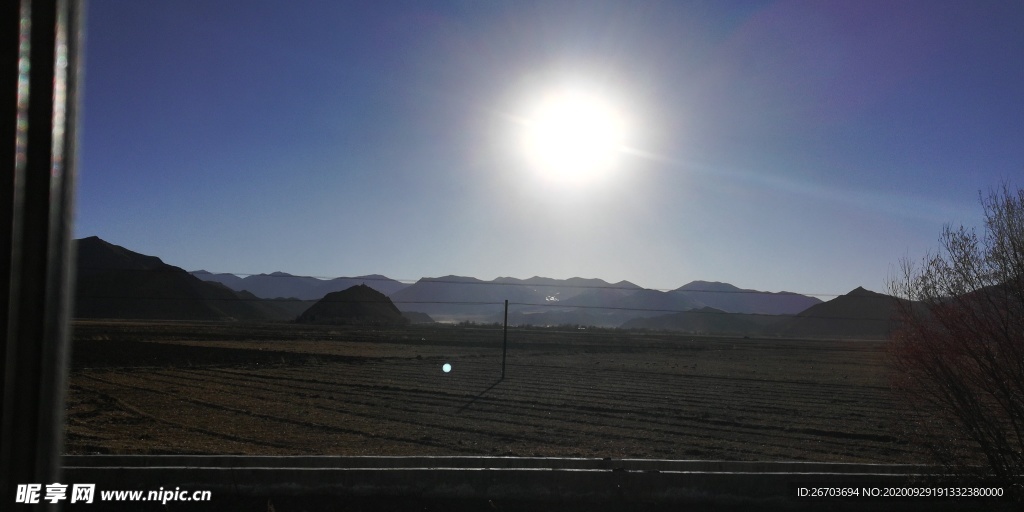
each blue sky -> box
[76,0,1023,296]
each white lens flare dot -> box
[442,363,452,373]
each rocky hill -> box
[296,285,408,326]
[773,287,900,339]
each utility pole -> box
[501,299,508,380]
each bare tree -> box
[889,184,1024,492]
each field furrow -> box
[65,322,926,462]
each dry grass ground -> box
[65,321,925,462]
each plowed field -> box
[65,321,924,462]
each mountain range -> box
[75,237,901,337]
[672,281,823,315]
[192,270,407,299]
[382,276,822,326]
[624,287,905,339]
[193,270,822,319]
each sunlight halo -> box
[520,88,627,184]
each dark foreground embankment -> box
[60,456,1014,511]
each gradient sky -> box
[76,0,1024,297]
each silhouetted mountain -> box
[621,287,904,338]
[296,285,408,326]
[77,238,875,332]
[189,270,408,300]
[511,281,818,328]
[321,274,408,296]
[228,271,326,299]
[674,281,822,314]
[186,268,829,326]
[620,307,777,335]
[77,236,164,277]
[774,287,900,339]
[74,237,294,321]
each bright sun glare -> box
[522,89,626,183]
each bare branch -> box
[888,185,1024,493]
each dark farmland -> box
[66,320,924,462]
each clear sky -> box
[76,0,1023,297]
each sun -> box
[521,88,626,183]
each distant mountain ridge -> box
[192,270,408,299]
[78,237,872,335]
[625,287,907,339]
[386,276,822,326]
[674,280,822,315]
[192,269,823,321]
[195,268,827,326]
